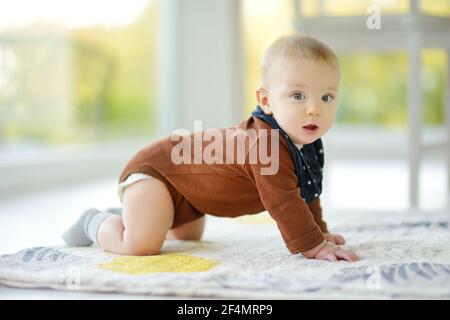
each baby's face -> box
[258,57,340,145]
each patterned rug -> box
[0,210,449,299]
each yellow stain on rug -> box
[98,253,218,275]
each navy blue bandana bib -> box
[251,105,324,203]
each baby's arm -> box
[301,239,359,262]
[307,197,328,233]
[308,197,348,250]
[244,132,359,260]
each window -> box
[0,0,157,148]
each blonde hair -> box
[259,34,339,87]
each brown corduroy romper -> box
[118,115,328,254]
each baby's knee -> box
[123,242,161,256]
[123,235,162,256]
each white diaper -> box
[117,173,154,204]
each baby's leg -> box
[166,216,205,241]
[97,178,174,256]
[103,207,205,241]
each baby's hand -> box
[324,232,346,245]
[301,240,359,262]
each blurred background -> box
[0,0,449,254]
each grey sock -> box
[61,208,113,247]
[85,212,113,245]
[105,207,122,216]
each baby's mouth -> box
[302,124,318,134]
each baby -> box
[62,34,359,262]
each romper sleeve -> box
[244,133,325,254]
[307,197,329,234]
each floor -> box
[0,157,448,299]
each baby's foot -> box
[61,208,102,247]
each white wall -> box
[156,0,244,136]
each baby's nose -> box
[306,105,320,116]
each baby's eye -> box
[293,92,305,101]
[322,94,334,103]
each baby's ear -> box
[255,88,272,115]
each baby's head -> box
[256,34,340,145]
